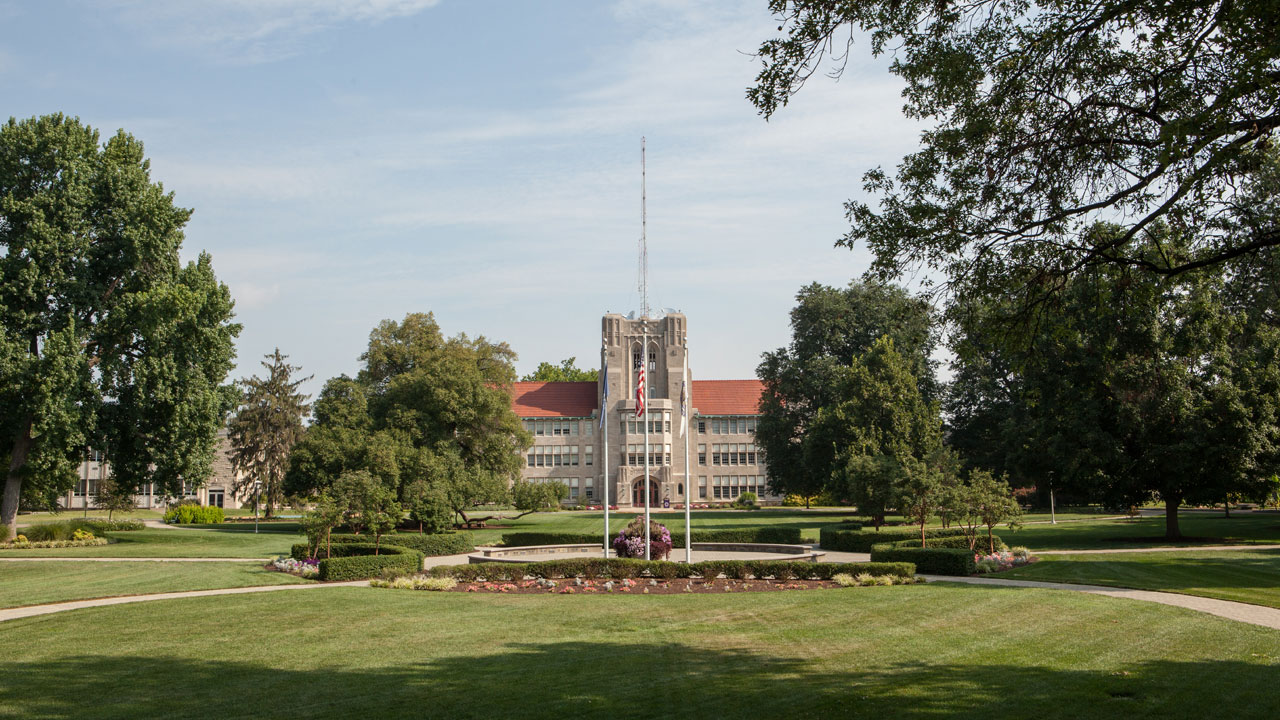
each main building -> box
[513,311,777,507]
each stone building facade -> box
[513,312,777,507]
[58,429,251,511]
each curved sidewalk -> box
[0,580,369,623]
[925,574,1280,630]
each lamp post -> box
[253,480,262,534]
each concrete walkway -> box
[0,581,369,623]
[923,574,1280,630]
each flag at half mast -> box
[599,348,609,429]
[635,362,646,417]
[679,354,688,437]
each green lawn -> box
[1001,513,1280,550]
[0,524,305,558]
[996,548,1280,609]
[2,584,1278,718]
[0,561,310,609]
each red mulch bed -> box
[449,578,843,594]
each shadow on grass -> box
[4,642,1278,719]
[1006,550,1280,593]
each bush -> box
[3,537,110,549]
[312,543,424,581]
[19,519,143,542]
[163,505,225,524]
[819,526,969,553]
[868,544,976,576]
[425,559,915,581]
[324,532,474,557]
[732,491,758,509]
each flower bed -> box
[974,547,1033,573]
[2,528,111,549]
[612,517,673,560]
[271,556,319,578]
[372,574,923,594]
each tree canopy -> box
[0,114,239,535]
[946,225,1280,538]
[286,312,531,525]
[750,0,1280,302]
[521,357,598,383]
[756,281,939,505]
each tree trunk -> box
[1224,497,1230,518]
[920,520,927,548]
[2,418,34,539]
[1164,496,1182,540]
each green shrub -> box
[500,527,805,548]
[20,519,144,541]
[163,505,225,524]
[326,532,474,557]
[819,526,969,553]
[424,559,915,581]
[314,543,423,581]
[869,544,975,575]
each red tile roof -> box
[509,379,765,418]
[511,381,598,418]
[692,380,765,416]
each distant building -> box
[59,429,251,510]
[513,311,777,507]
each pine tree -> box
[228,349,312,518]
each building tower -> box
[599,311,689,507]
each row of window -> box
[622,410,672,436]
[696,443,758,466]
[526,446,593,468]
[697,416,758,435]
[527,477,595,500]
[697,475,769,500]
[523,418,593,437]
[624,443,672,466]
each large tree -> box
[286,312,531,524]
[227,349,312,518]
[948,226,1280,538]
[756,281,939,504]
[749,1,1280,304]
[521,357,598,382]
[0,114,239,536]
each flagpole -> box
[601,343,610,559]
[643,325,651,561]
[683,351,691,564]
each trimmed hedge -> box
[426,558,915,582]
[500,527,804,548]
[302,542,424,581]
[20,519,144,541]
[163,505,225,524]
[819,526,970,553]
[325,532,474,557]
[868,544,976,576]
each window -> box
[569,478,579,500]
[527,448,535,467]
[698,419,706,434]
[698,444,706,465]
[570,421,578,436]
[747,444,757,465]
[585,483,594,500]
[585,447,593,466]
[586,421,593,437]
[648,351,656,371]
[633,351,642,368]
[711,418,721,434]
[698,476,707,499]
[571,446,579,467]
[665,411,671,433]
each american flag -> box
[679,356,688,437]
[599,350,608,429]
[635,363,645,417]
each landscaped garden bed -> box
[372,574,922,594]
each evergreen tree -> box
[227,349,312,518]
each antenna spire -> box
[638,137,649,318]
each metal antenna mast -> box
[638,137,649,319]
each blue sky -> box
[1,0,924,397]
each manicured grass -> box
[0,525,305,558]
[0,561,310,609]
[1003,513,1280,550]
[2,584,1278,718]
[997,548,1280,609]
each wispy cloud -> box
[101,0,442,64]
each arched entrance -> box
[631,479,660,507]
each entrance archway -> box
[631,479,660,507]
